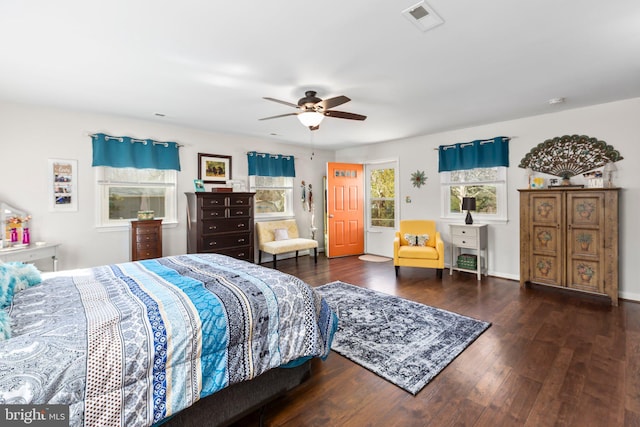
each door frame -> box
[364,158,399,257]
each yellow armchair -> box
[393,220,445,278]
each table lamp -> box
[462,197,476,225]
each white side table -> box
[449,224,488,280]
[0,243,60,271]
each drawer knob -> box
[238,223,245,227]
[237,201,244,204]
[236,211,243,215]
[208,226,217,230]
[209,241,217,246]
[238,252,245,257]
[238,238,245,243]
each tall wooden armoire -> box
[519,188,619,305]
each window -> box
[440,167,507,222]
[250,176,294,217]
[368,164,396,228]
[95,167,177,227]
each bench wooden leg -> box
[314,248,317,263]
[259,250,262,264]
[273,254,277,269]
[295,250,299,262]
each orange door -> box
[326,162,364,258]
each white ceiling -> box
[1,1,639,150]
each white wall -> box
[336,97,640,302]
[2,98,638,302]
[0,101,333,270]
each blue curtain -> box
[91,133,181,170]
[247,151,296,177]
[438,136,509,172]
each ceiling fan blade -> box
[324,110,367,121]
[316,95,350,111]
[259,112,298,121]
[263,97,299,108]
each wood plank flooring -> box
[233,255,640,426]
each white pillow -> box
[404,233,429,247]
[274,228,289,241]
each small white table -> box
[449,224,488,280]
[0,243,60,271]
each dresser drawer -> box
[202,218,251,234]
[201,207,227,219]
[135,226,158,235]
[135,247,161,260]
[200,197,226,207]
[452,235,477,248]
[211,246,252,261]
[228,207,251,217]
[136,240,158,250]
[451,226,479,238]
[136,233,158,243]
[203,233,251,250]
[228,195,253,206]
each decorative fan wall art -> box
[411,170,427,188]
[518,134,623,179]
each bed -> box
[0,253,338,426]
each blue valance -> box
[247,151,296,177]
[91,133,181,171]
[438,136,510,172]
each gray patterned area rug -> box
[315,281,491,395]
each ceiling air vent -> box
[402,1,444,33]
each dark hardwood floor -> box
[234,255,640,426]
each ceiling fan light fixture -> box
[298,111,324,127]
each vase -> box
[22,227,30,245]
[10,228,18,243]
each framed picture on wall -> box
[48,158,78,212]
[198,153,232,184]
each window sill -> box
[96,220,177,232]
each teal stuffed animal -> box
[0,262,42,340]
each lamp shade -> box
[462,197,476,211]
[298,111,324,127]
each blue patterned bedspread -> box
[0,254,338,427]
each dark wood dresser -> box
[131,219,163,261]
[185,192,255,262]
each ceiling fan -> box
[259,90,367,130]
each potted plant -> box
[537,230,552,248]
[576,263,595,282]
[536,259,552,276]
[576,202,595,220]
[576,232,593,251]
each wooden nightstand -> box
[131,219,162,261]
[449,223,488,280]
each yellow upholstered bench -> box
[255,219,318,268]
